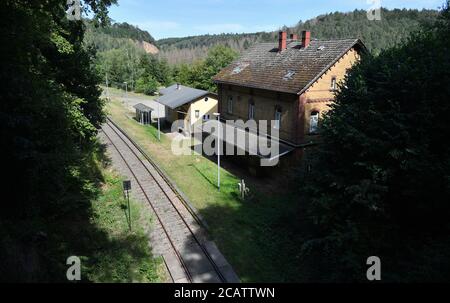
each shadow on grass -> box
[120,202,132,232]
[188,163,218,189]
[0,140,161,282]
[188,178,312,283]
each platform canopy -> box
[133,103,153,113]
[133,103,154,125]
[198,120,295,161]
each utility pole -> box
[124,82,128,108]
[157,104,161,141]
[105,73,109,100]
[213,113,221,191]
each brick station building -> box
[213,31,366,171]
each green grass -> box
[107,99,241,210]
[107,98,308,282]
[85,167,168,283]
[0,140,168,282]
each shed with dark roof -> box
[133,103,153,125]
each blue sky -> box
[106,0,445,40]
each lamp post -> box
[105,73,110,101]
[157,104,161,141]
[124,82,128,108]
[213,113,221,191]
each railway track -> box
[100,118,239,283]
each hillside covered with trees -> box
[158,8,439,64]
[86,20,238,95]
[87,7,441,95]
[84,20,157,52]
[85,20,170,94]
[85,8,440,65]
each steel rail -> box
[104,119,227,282]
[105,119,227,283]
[101,123,193,283]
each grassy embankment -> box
[85,153,168,282]
[0,141,168,282]
[107,95,307,283]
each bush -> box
[135,75,159,95]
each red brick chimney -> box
[290,33,298,40]
[278,31,287,52]
[301,31,311,48]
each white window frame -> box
[195,110,200,119]
[310,111,320,133]
[249,102,255,120]
[227,96,233,114]
[274,108,282,129]
[331,77,337,91]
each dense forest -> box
[84,20,157,53]
[87,7,441,94]
[157,33,267,64]
[87,20,238,94]
[88,21,156,44]
[158,8,439,64]
[86,8,440,65]
[84,19,170,94]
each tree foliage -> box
[158,8,439,64]
[299,2,450,282]
[0,0,118,281]
[135,75,159,95]
[87,21,156,44]
[84,19,156,54]
[172,45,238,92]
[89,23,172,95]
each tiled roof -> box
[214,39,365,94]
[157,84,210,109]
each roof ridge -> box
[313,38,359,41]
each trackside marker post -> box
[123,180,132,231]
